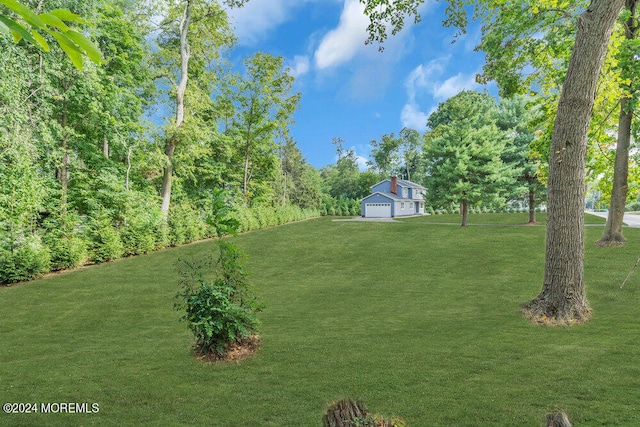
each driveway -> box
[586,211,640,228]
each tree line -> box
[0,0,327,285]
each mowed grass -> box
[397,212,607,225]
[1,214,640,426]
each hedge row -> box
[0,204,319,286]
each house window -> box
[408,202,413,210]
[401,202,405,209]
[403,188,408,197]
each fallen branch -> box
[621,253,640,289]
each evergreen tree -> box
[425,91,519,226]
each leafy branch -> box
[0,0,102,70]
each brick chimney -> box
[390,175,398,194]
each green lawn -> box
[397,212,607,225]
[1,215,639,426]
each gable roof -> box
[361,191,416,202]
[370,178,426,190]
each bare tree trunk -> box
[597,98,632,246]
[528,187,536,224]
[460,198,468,227]
[524,0,624,324]
[597,0,637,247]
[243,101,254,204]
[160,0,191,217]
[57,107,70,213]
[103,134,109,158]
[125,145,132,192]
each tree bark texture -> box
[461,198,469,227]
[597,98,632,246]
[528,187,536,224]
[597,0,638,246]
[161,0,191,216]
[525,0,625,323]
[243,101,255,202]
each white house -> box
[361,176,426,218]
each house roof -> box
[370,178,426,190]
[361,192,417,202]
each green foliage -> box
[168,200,208,246]
[0,0,102,70]
[87,212,124,264]
[204,189,241,237]
[116,192,165,256]
[224,52,301,204]
[236,203,319,232]
[42,212,88,271]
[175,240,263,356]
[425,91,519,215]
[320,195,361,217]
[0,232,50,284]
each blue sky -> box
[226,0,496,169]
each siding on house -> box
[361,177,427,218]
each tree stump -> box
[545,411,571,427]
[323,399,368,427]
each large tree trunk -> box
[160,0,191,217]
[596,0,638,247]
[524,0,625,324]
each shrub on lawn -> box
[175,241,263,356]
[175,240,263,357]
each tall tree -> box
[277,137,322,209]
[398,127,422,182]
[225,52,300,204]
[323,137,362,199]
[361,0,626,323]
[154,0,244,217]
[597,0,640,246]
[497,95,547,224]
[425,90,518,226]
[367,132,401,178]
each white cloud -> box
[356,155,369,171]
[314,0,370,70]
[288,55,310,79]
[400,103,429,130]
[227,0,339,46]
[400,57,481,129]
[226,0,288,45]
[432,73,479,100]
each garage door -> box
[365,203,391,218]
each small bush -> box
[0,233,51,285]
[42,213,88,271]
[120,194,167,255]
[168,201,208,245]
[87,213,124,263]
[175,241,264,356]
